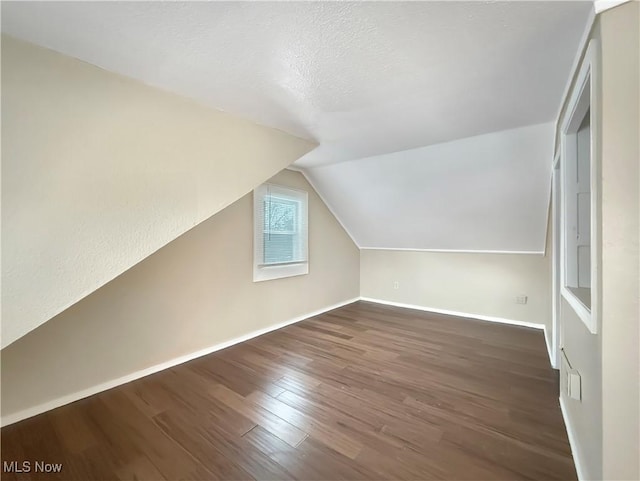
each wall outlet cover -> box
[568,370,582,401]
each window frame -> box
[253,183,309,282]
[559,39,600,334]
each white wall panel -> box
[306,122,554,252]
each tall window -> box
[253,183,308,282]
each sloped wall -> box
[1,169,360,424]
[1,36,315,348]
[304,122,554,253]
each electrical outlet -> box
[393,281,399,290]
[516,295,528,305]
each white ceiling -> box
[305,122,555,252]
[2,1,591,167]
[2,1,591,254]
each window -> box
[560,39,599,333]
[253,183,308,282]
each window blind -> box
[253,183,308,281]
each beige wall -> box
[557,3,639,480]
[561,298,602,479]
[1,35,315,349]
[556,16,604,481]
[599,3,639,480]
[360,248,552,331]
[0,169,359,422]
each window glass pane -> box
[264,198,297,233]
[563,97,592,311]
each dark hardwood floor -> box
[1,301,575,480]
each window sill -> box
[253,262,309,282]
[561,286,596,334]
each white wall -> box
[1,36,315,349]
[305,122,554,252]
[1,169,360,424]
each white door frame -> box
[551,152,562,369]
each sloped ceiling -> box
[1,1,591,265]
[304,122,555,252]
[1,37,314,349]
[2,1,591,167]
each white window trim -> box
[559,39,600,334]
[253,183,309,282]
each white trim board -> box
[558,38,600,335]
[287,167,360,249]
[543,175,552,258]
[560,395,587,481]
[2,296,555,426]
[551,153,562,370]
[360,297,546,330]
[0,297,360,427]
[553,4,596,155]
[360,247,545,255]
[561,286,593,333]
[360,297,553,367]
[544,326,556,370]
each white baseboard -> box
[559,395,586,481]
[1,296,554,426]
[360,297,554,367]
[543,326,557,370]
[0,297,359,427]
[360,247,545,255]
[360,297,546,330]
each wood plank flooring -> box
[1,301,576,480]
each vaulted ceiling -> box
[3,1,591,167]
[3,1,593,253]
[306,122,555,252]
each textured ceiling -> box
[2,1,591,167]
